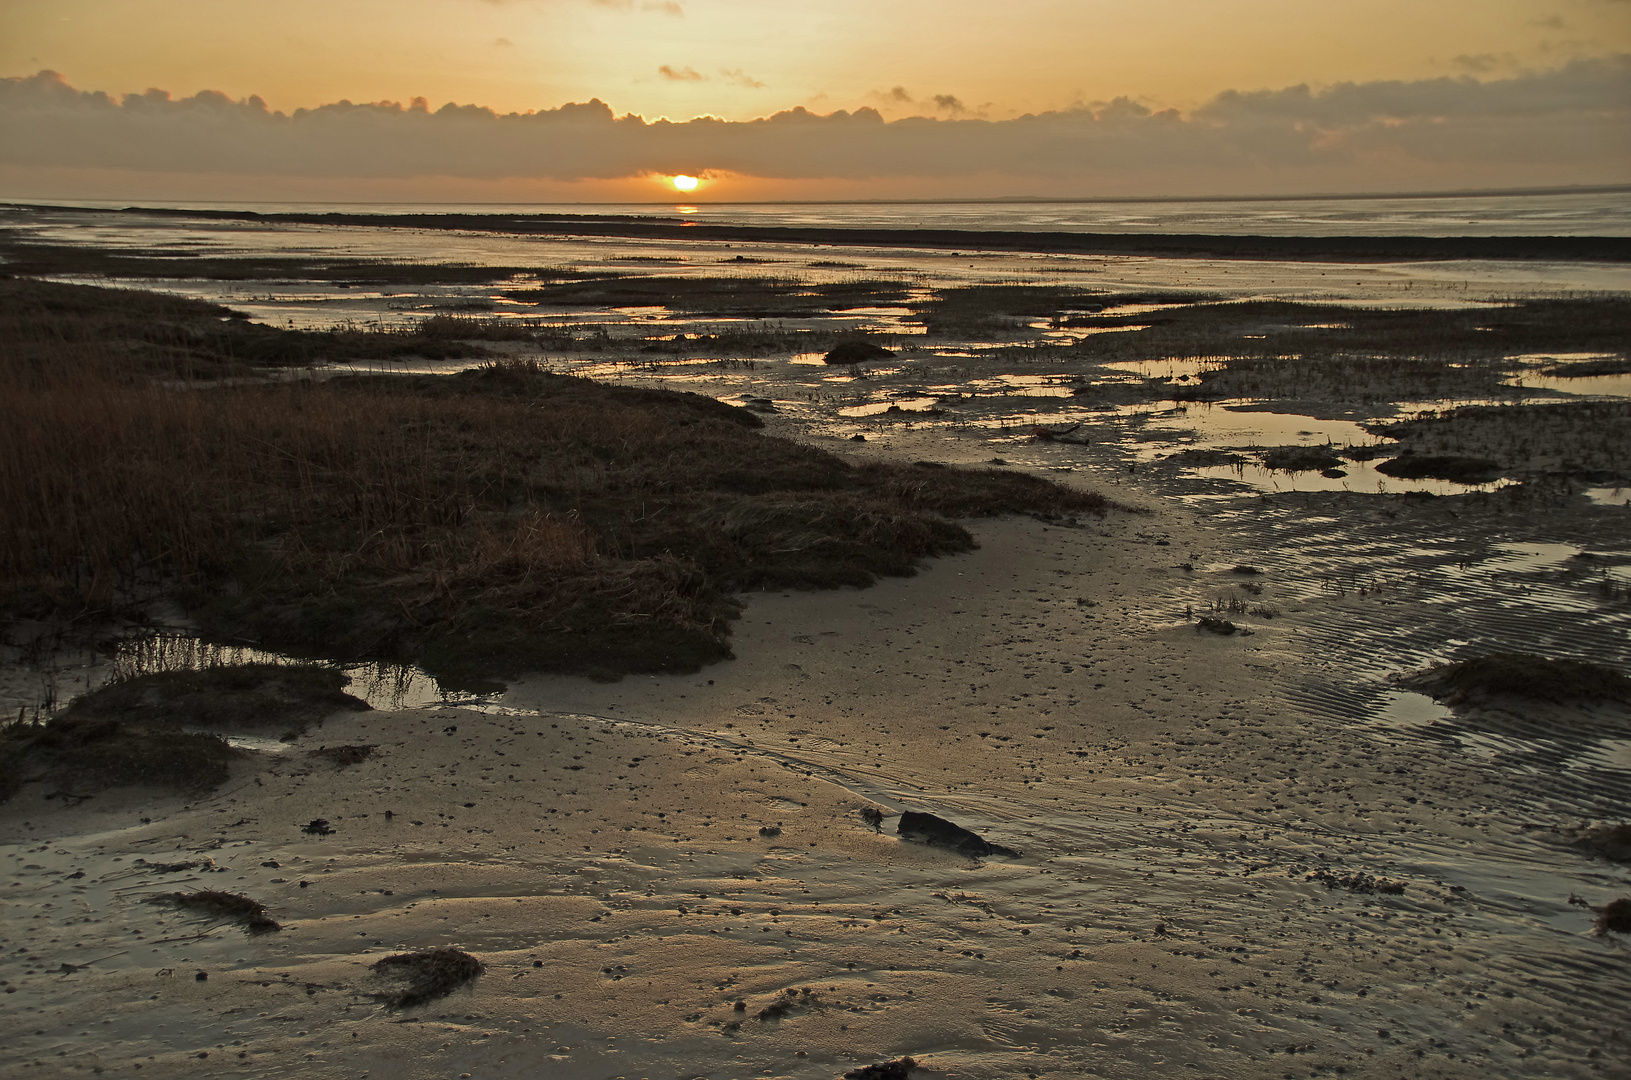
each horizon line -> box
[6,182,1628,211]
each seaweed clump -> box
[149,890,281,933]
[369,948,485,1008]
[1411,654,1631,706]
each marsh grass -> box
[503,275,912,316]
[1063,297,1631,363]
[1371,401,1631,480]
[1,278,1111,685]
[0,237,590,286]
[369,948,484,1008]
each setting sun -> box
[671,174,700,193]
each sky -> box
[1,0,1628,202]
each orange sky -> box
[2,0,1628,200]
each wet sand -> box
[4,435,1627,1077]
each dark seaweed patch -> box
[369,948,484,1008]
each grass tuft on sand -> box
[1,279,1113,686]
[369,948,485,1008]
[148,890,281,933]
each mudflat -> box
[2,210,1628,1079]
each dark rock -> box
[758,825,782,838]
[897,810,1019,858]
[1196,617,1237,635]
[859,807,884,832]
[824,341,895,365]
[301,819,334,835]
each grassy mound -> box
[369,948,484,1008]
[64,664,369,734]
[1261,445,1344,473]
[0,664,370,802]
[1410,654,1631,706]
[1,279,1112,686]
[1375,454,1503,484]
[0,714,239,802]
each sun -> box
[671,174,700,193]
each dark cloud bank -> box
[1,59,1627,193]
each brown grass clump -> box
[148,890,281,933]
[1595,898,1631,935]
[308,744,375,767]
[0,279,1112,685]
[1574,825,1631,864]
[1411,654,1631,706]
[369,948,484,1008]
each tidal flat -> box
[1,204,1628,1080]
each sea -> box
[19,187,1631,237]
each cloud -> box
[720,69,766,90]
[1,60,1626,193]
[931,94,966,115]
[1452,53,1515,73]
[657,65,704,82]
[479,0,683,11]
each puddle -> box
[1509,371,1631,398]
[7,632,485,720]
[1583,486,1630,506]
[838,397,941,417]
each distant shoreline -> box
[7,201,1631,263]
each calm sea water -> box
[26,189,1631,237]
